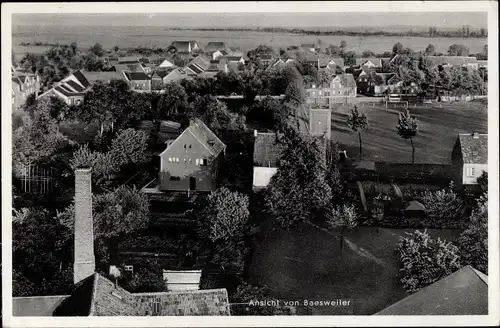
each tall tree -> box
[396,109,418,165]
[265,128,332,228]
[89,42,104,57]
[109,128,149,169]
[392,42,404,55]
[347,106,368,160]
[157,82,188,119]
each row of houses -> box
[11,66,41,110]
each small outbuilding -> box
[404,200,427,218]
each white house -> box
[452,132,487,187]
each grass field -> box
[327,101,487,164]
[12,24,487,58]
[249,221,462,315]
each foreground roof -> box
[458,133,487,164]
[375,266,488,315]
[13,295,69,316]
[53,273,230,316]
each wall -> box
[131,80,151,91]
[462,163,487,185]
[253,166,278,189]
[159,131,219,192]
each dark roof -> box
[153,67,176,79]
[80,71,125,84]
[187,63,203,74]
[205,42,228,52]
[253,132,286,167]
[375,266,488,315]
[54,86,86,97]
[66,79,86,92]
[72,70,91,88]
[458,133,488,164]
[52,273,230,316]
[124,71,150,81]
[13,295,69,316]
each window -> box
[195,159,199,166]
[200,159,207,166]
[169,176,181,181]
[467,167,476,177]
[124,265,134,273]
[189,145,192,148]
[168,157,172,162]
[175,157,180,162]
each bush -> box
[397,230,461,293]
[420,182,464,227]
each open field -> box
[328,101,487,164]
[12,24,487,59]
[249,221,462,315]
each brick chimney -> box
[73,168,95,284]
[309,108,332,140]
[472,131,479,139]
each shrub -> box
[397,230,461,293]
[420,182,464,227]
[458,193,488,273]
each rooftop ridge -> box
[132,288,228,297]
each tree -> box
[458,193,487,273]
[89,42,104,57]
[342,51,357,67]
[197,187,250,243]
[284,78,306,107]
[109,128,148,169]
[424,44,436,56]
[447,44,469,56]
[326,204,358,250]
[392,42,404,55]
[13,207,73,296]
[70,144,119,187]
[12,98,72,172]
[93,186,150,266]
[265,129,332,228]
[362,50,375,58]
[420,182,463,227]
[347,106,368,160]
[340,40,347,51]
[477,171,488,192]
[121,265,167,293]
[397,230,461,293]
[396,109,418,165]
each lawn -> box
[248,221,462,315]
[328,101,487,164]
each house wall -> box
[130,80,151,91]
[462,163,487,185]
[159,131,219,192]
[253,166,278,189]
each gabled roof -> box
[160,118,226,158]
[458,133,487,164]
[153,67,177,79]
[72,70,91,89]
[66,80,86,92]
[375,266,488,315]
[221,56,244,62]
[253,132,286,167]
[80,71,125,84]
[124,71,150,81]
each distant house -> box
[354,70,399,96]
[79,71,126,86]
[305,55,344,71]
[426,56,479,70]
[123,71,151,91]
[171,41,200,54]
[252,131,286,191]
[158,58,176,68]
[305,73,357,107]
[300,43,317,53]
[219,55,245,66]
[114,62,146,76]
[451,132,487,188]
[205,42,229,53]
[12,68,41,109]
[211,49,230,60]
[184,54,211,76]
[355,57,385,69]
[375,265,488,315]
[477,60,487,69]
[158,119,226,192]
[259,54,274,67]
[266,58,286,71]
[37,70,91,106]
[152,68,190,89]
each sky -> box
[12,12,488,29]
